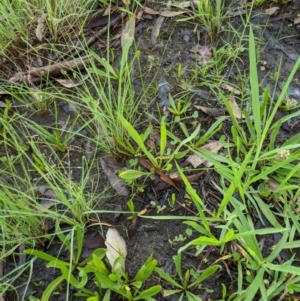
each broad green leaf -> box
[135,256,157,283]
[187,291,204,301]
[119,170,150,181]
[160,116,167,160]
[102,290,111,301]
[189,265,220,288]
[41,275,65,301]
[117,113,157,166]
[76,225,84,264]
[244,268,264,301]
[134,285,162,300]
[174,253,182,280]
[249,26,261,143]
[155,267,183,289]
[92,254,109,274]
[162,289,182,297]
[24,249,62,263]
[175,161,211,234]
[184,221,211,237]
[265,263,300,276]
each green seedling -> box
[77,252,161,301]
[150,201,166,213]
[126,199,147,220]
[169,229,193,246]
[168,94,191,121]
[155,253,221,301]
[24,223,91,301]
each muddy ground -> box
[1,1,300,300]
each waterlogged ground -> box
[1,1,300,300]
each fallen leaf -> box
[39,200,56,211]
[194,105,226,117]
[100,159,129,197]
[265,7,279,15]
[172,0,199,8]
[138,157,178,189]
[35,15,46,42]
[144,7,159,14]
[158,76,171,114]
[228,98,244,119]
[267,178,279,192]
[122,0,130,5]
[220,83,241,95]
[151,15,165,45]
[121,17,135,48]
[294,17,300,25]
[190,45,212,66]
[128,214,139,238]
[85,13,120,29]
[0,101,6,107]
[54,74,89,88]
[160,11,186,17]
[171,171,205,183]
[185,141,222,168]
[105,228,127,270]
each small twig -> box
[8,55,91,84]
[58,13,124,62]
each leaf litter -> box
[185,141,223,168]
[100,158,129,197]
[105,228,127,270]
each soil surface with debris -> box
[1,1,300,300]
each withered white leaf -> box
[143,7,159,15]
[228,98,244,119]
[36,15,47,42]
[105,228,127,270]
[151,16,165,45]
[172,0,199,8]
[100,159,129,197]
[265,7,279,15]
[267,178,279,192]
[160,11,186,17]
[54,74,89,88]
[186,141,222,168]
[121,17,135,48]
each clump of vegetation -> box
[1,0,300,300]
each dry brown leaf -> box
[185,141,222,168]
[143,7,159,15]
[54,74,89,88]
[220,83,241,95]
[105,228,127,270]
[100,159,129,197]
[138,157,178,189]
[190,45,212,66]
[0,101,6,108]
[228,98,244,119]
[171,171,205,183]
[39,200,56,212]
[122,0,130,6]
[128,214,139,238]
[151,16,165,45]
[265,7,279,15]
[294,17,300,25]
[194,105,226,117]
[172,0,199,8]
[267,178,279,192]
[36,15,46,42]
[121,17,135,48]
[160,11,186,17]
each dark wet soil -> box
[1,1,300,300]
